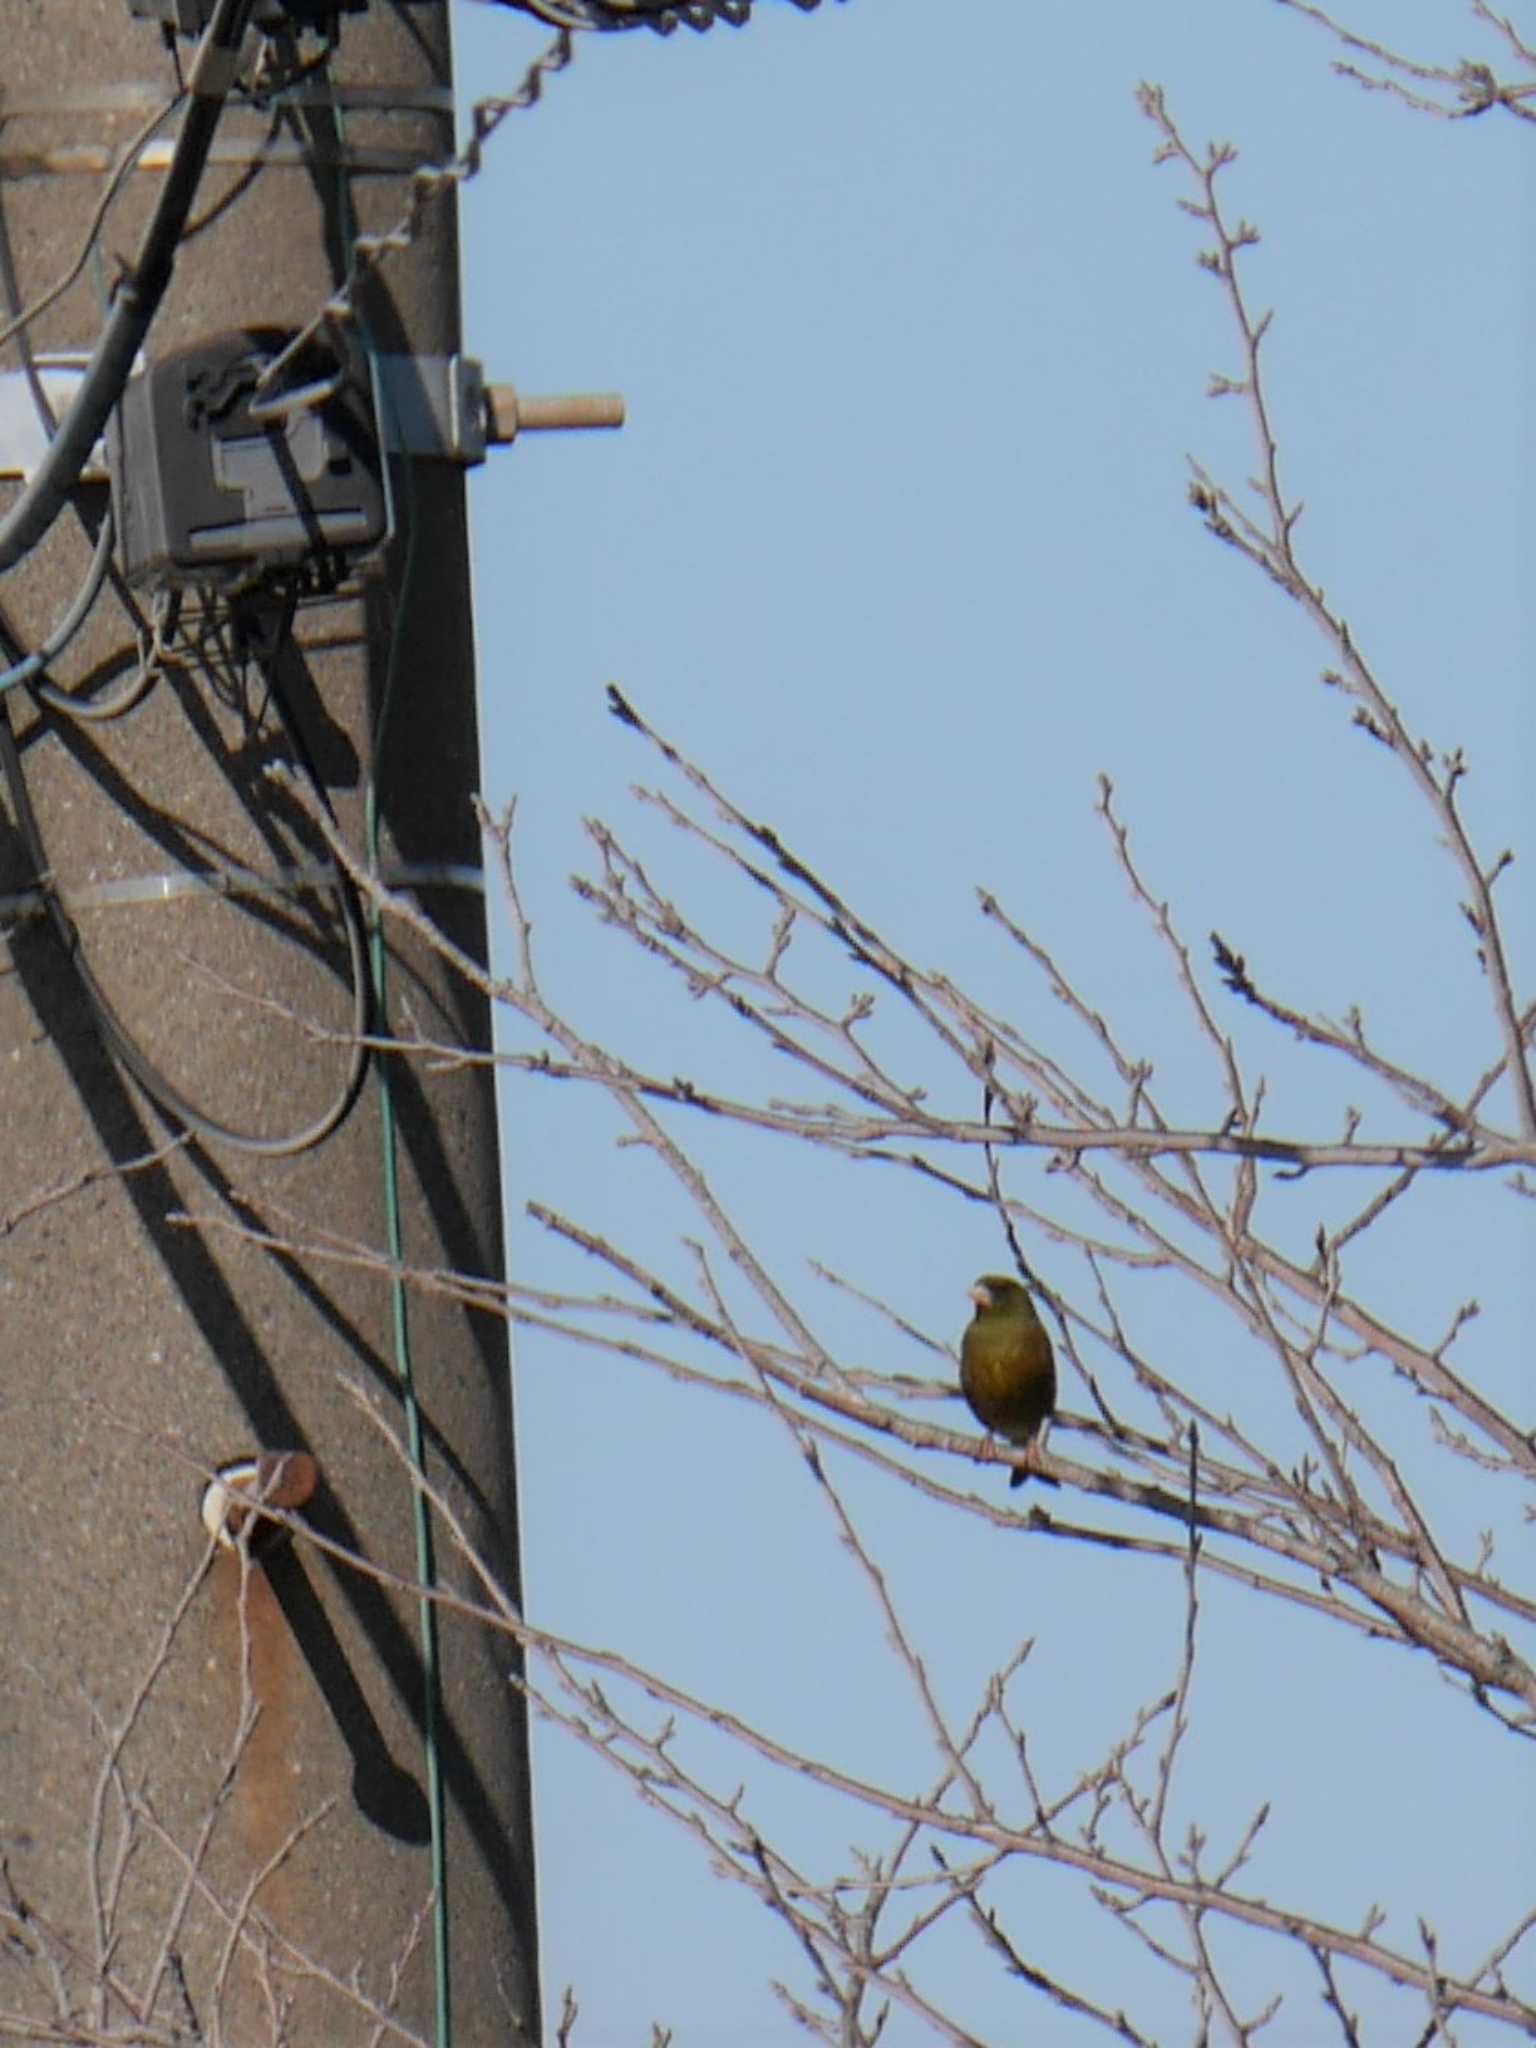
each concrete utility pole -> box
[0,7,540,2041]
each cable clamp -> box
[187,39,246,100]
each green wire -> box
[368,785,452,2048]
[330,81,453,2048]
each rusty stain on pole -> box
[222,1549,306,1948]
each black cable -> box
[0,141,125,707]
[0,0,256,574]
[0,599,372,1156]
[0,506,116,700]
[0,89,185,358]
[488,0,831,24]
[487,0,747,28]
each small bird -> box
[959,1273,1058,1488]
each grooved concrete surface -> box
[0,6,538,2040]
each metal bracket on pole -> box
[375,354,626,464]
[0,354,625,483]
[374,352,491,465]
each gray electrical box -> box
[110,328,390,596]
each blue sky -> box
[454,2,1530,2039]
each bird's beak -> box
[969,1283,992,1310]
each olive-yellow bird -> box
[959,1273,1058,1488]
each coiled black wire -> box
[0,603,372,1156]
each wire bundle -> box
[0,0,374,1152]
[496,0,836,35]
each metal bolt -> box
[484,384,626,444]
[200,1450,319,1552]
